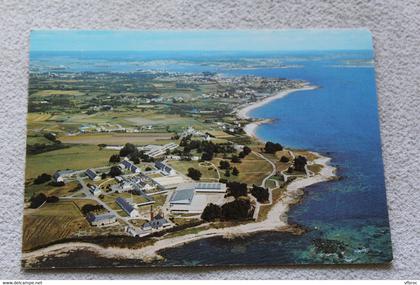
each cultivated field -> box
[22,201,88,251]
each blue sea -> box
[30,50,392,265]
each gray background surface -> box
[0,0,419,279]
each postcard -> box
[22,29,392,268]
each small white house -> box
[89,185,102,197]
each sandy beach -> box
[239,85,317,139]
[237,85,317,120]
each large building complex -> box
[169,182,227,214]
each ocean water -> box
[158,51,392,265]
[30,50,392,265]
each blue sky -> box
[30,29,372,51]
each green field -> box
[215,152,273,185]
[25,144,116,180]
[167,160,219,181]
[59,133,174,145]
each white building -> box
[169,183,227,214]
[52,170,75,183]
[89,185,102,197]
[86,212,116,226]
[152,175,185,190]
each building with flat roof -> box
[86,212,116,226]
[152,175,185,190]
[169,183,227,214]
[115,197,139,218]
[195,182,227,193]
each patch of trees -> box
[29,193,59,208]
[264,141,283,154]
[46,196,59,203]
[222,198,254,220]
[280,155,289,163]
[200,151,214,161]
[180,137,235,157]
[187,167,202,181]
[219,160,230,170]
[243,146,252,156]
[119,143,137,157]
[33,173,51,185]
[108,166,122,177]
[43,132,60,143]
[109,154,121,163]
[119,143,153,162]
[201,203,222,222]
[226,181,248,198]
[231,155,241,163]
[250,185,269,203]
[200,198,254,221]
[26,143,69,155]
[232,167,239,176]
[293,155,307,172]
[238,146,252,158]
[81,204,105,216]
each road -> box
[251,151,277,220]
[252,151,277,188]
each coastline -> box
[237,85,317,120]
[22,153,336,266]
[238,85,317,139]
[22,83,339,267]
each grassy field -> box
[25,144,116,180]
[59,133,174,145]
[22,201,88,251]
[24,181,80,201]
[215,152,273,186]
[307,163,323,174]
[166,160,219,181]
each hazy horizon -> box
[30,29,373,52]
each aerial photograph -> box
[22,29,392,268]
